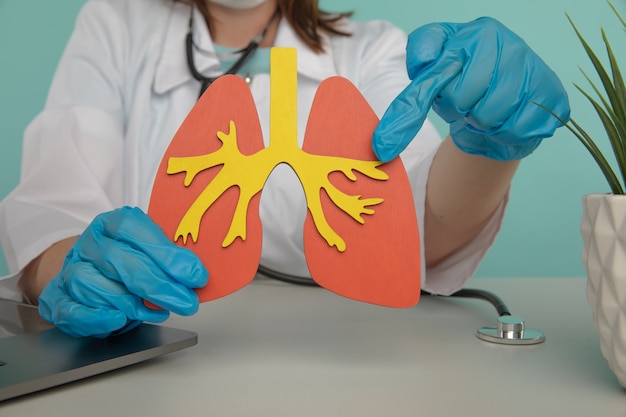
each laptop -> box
[0,298,197,402]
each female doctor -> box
[0,0,569,337]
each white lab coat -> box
[0,0,505,301]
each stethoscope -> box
[257,265,545,346]
[185,7,279,98]
[185,7,545,347]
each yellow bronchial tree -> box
[166,48,388,252]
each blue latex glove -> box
[38,206,208,338]
[372,17,570,162]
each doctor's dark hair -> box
[177,0,352,53]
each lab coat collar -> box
[153,4,338,95]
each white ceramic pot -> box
[581,193,626,387]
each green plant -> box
[553,2,626,194]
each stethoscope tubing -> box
[257,264,510,316]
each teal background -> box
[1,0,625,277]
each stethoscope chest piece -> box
[477,315,545,345]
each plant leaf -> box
[602,29,626,130]
[576,72,626,145]
[568,15,623,125]
[575,85,626,187]
[569,118,624,194]
[535,102,624,194]
[564,7,626,194]
[575,75,626,165]
[608,1,626,30]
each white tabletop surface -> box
[1,276,625,416]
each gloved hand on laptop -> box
[38,206,208,338]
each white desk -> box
[1,277,625,416]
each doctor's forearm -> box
[19,236,78,304]
[423,137,519,268]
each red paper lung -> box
[148,76,264,302]
[149,49,421,307]
[302,77,420,307]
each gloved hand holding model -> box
[373,17,571,162]
[38,207,209,338]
